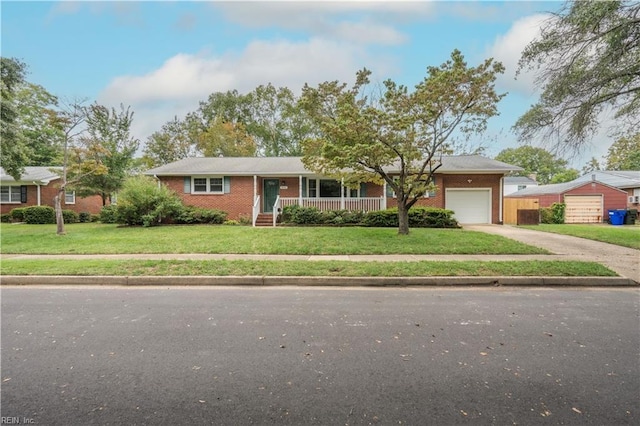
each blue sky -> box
[1,1,611,165]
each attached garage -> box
[564,195,603,223]
[445,189,492,224]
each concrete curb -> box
[1,275,637,287]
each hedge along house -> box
[0,167,104,216]
[505,177,629,224]
[145,155,521,226]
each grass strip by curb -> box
[0,259,617,277]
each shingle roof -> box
[145,155,521,176]
[0,167,61,184]
[504,176,538,185]
[573,170,640,189]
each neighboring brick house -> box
[572,170,640,208]
[0,167,104,215]
[506,178,629,223]
[145,155,521,225]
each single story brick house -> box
[145,155,521,225]
[0,167,104,216]
[505,178,629,223]
[572,170,640,207]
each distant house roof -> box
[145,155,522,176]
[0,167,61,185]
[504,176,538,185]
[573,170,640,189]
[507,179,627,197]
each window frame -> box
[0,185,22,203]
[191,176,226,195]
[64,190,76,204]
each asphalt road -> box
[1,286,638,425]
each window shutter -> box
[20,186,27,203]
[183,177,191,193]
[359,183,367,197]
[223,176,231,193]
[302,177,307,194]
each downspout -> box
[153,174,161,188]
[499,176,504,224]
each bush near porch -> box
[281,205,459,228]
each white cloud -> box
[98,37,395,144]
[486,13,550,95]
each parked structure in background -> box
[0,167,104,215]
[503,176,538,196]
[145,155,522,226]
[571,170,640,207]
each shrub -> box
[23,206,56,224]
[62,209,79,224]
[281,205,300,223]
[100,205,119,223]
[1,213,11,223]
[363,207,459,228]
[540,203,565,224]
[237,214,252,226]
[175,206,227,225]
[90,214,100,223]
[291,206,323,225]
[224,219,240,226]
[115,176,184,227]
[78,212,92,223]
[10,208,26,222]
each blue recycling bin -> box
[608,209,627,225]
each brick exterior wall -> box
[161,173,504,223]
[1,183,104,215]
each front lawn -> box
[0,259,616,277]
[0,223,549,255]
[520,224,640,250]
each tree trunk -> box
[54,189,65,235]
[397,202,410,235]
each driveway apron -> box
[465,225,640,283]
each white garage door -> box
[564,195,603,223]
[446,189,492,224]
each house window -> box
[65,190,76,204]
[308,179,317,198]
[0,186,22,203]
[192,177,226,194]
[319,179,341,197]
[517,185,526,191]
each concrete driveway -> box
[465,225,640,283]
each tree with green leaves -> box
[1,57,30,179]
[604,133,640,170]
[74,103,139,205]
[514,1,640,152]
[142,116,195,168]
[300,50,505,234]
[495,146,572,184]
[194,117,257,157]
[549,168,580,184]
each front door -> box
[263,179,280,213]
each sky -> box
[1,0,613,166]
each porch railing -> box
[272,195,281,227]
[252,195,260,227]
[280,197,385,212]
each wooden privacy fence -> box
[504,198,539,225]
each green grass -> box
[520,224,640,250]
[0,223,549,255]
[0,259,616,277]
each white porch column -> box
[253,175,257,200]
[382,181,387,210]
[298,175,303,205]
[340,178,345,210]
[37,184,41,206]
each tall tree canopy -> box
[604,132,640,170]
[495,146,573,184]
[1,57,30,179]
[300,50,505,234]
[142,116,196,168]
[514,1,640,152]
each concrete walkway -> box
[465,225,640,283]
[2,225,638,286]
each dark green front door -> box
[263,179,280,213]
